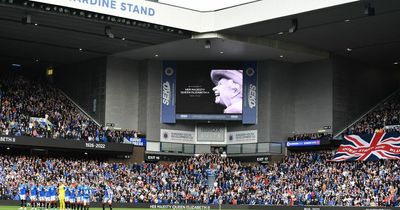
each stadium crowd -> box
[347,92,400,135]
[0,75,142,143]
[287,133,332,141]
[289,91,400,141]
[1,152,400,207]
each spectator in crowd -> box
[347,93,400,135]
[288,133,332,141]
[290,91,400,140]
[0,74,143,143]
[1,152,400,207]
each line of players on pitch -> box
[18,181,113,210]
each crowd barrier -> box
[0,135,133,154]
[0,201,397,210]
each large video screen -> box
[176,62,243,115]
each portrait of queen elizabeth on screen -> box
[210,70,243,114]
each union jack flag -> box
[332,132,400,161]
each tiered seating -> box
[0,74,143,143]
[1,152,399,206]
[288,133,331,141]
[347,92,400,135]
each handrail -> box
[333,88,400,139]
[58,89,101,127]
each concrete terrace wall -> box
[55,57,107,124]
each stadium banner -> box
[385,124,400,130]
[242,62,258,124]
[30,117,53,127]
[27,0,213,32]
[196,123,226,143]
[123,137,146,147]
[161,61,177,123]
[227,130,257,144]
[286,140,321,147]
[160,129,195,144]
[0,135,133,153]
[0,200,395,210]
[332,132,400,161]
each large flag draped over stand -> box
[332,132,400,161]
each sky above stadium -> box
[159,0,256,11]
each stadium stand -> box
[346,92,400,135]
[287,133,332,141]
[1,152,400,206]
[0,75,143,143]
[1,1,400,209]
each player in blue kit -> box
[82,184,92,210]
[50,182,57,210]
[19,183,28,210]
[76,184,83,210]
[65,185,70,210]
[68,185,76,210]
[45,182,51,210]
[38,183,46,210]
[102,184,113,210]
[30,182,38,210]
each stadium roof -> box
[222,0,400,66]
[0,0,399,68]
[158,0,256,12]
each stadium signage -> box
[0,135,132,153]
[160,129,195,144]
[227,130,257,144]
[85,142,106,149]
[242,63,258,124]
[162,81,171,106]
[161,63,176,123]
[196,124,225,143]
[256,157,269,162]
[35,0,155,16]
[149,205,211,209]
[146,155,160,160]
[0,201,397,209]
[0,136,16,143]
[248,84,257,109]
[286,140,321,147]
[28,0,360,33]
[123,137,147,147]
